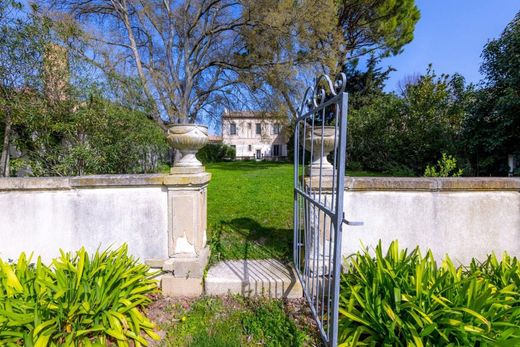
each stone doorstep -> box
[205,259,303,299]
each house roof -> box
[222,110,274,119]
[208,135,223,143]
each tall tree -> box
[0,1,46,176]
[237,0,341,119]
[463,11,520,175]
[337,0,420,63]
[45,0,338,127]
[240,0,420,119]
[46,0,420,124]
[343,55,393,110]
[48,0,253,127]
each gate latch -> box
[342,213,364,226]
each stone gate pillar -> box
[158,172,211,296]
[155,123,211,296]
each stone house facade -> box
[221,110,289,160]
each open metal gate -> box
[293,73,350,346]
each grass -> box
[206,160,386,263]
[206,161,294,262]
[157,296,318,347]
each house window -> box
[255,123,261,135]
[248,145,252,151]
[273,124,281,135]
[230,123,237,135]
[273,144,280,157]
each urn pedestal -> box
[303,126,338,176]
[167,124,208,174]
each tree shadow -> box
[209,217,293,263]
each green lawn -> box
[206,161,294,262]
[206,161,385,263]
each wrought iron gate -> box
[293,73,349,346]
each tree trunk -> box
[0,110,12,177]
[281,90,298,119]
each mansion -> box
[221,110,289,160]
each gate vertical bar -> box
[330,92,348,347]
[293,121,299,269]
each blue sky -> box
[382,0,519,92]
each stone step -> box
[205,259,303,299]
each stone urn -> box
[302,125,338,176]
[167,124,208,174]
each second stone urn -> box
[167,123,208,174]
[303,125,338,176]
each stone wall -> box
[0,173,210,264]
[342,177,520,264]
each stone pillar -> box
[159,172,211,297]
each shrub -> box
[0,245,160,346]
[424,153,464,177]
[196,143,236,164]
[347,161,363,172]
[383,163,416,177]
[338,241,520,346]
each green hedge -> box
[196,143,236,164]
[339,241,520,346]
[0,245,159,346]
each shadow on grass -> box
[209,217,292,264]
[207,160,290,172]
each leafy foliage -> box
[0,0,48,176]
[0,2,170,177]
[9,91,169,176]
[343,56,394,110]
[462,12,520,176]
[348,67,468,175]
[424,153,463,177]
[344,12,520,177]
[338,241,520,346]
[0,245,160,346]
[337,0,420,60]
[196,143,235,164]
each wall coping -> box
[345,177,520,192]
[0,172,212,191]
[304,176,520,192]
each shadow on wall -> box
[209,217,293,264]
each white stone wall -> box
[0,187,168,262]
[341,177,520,264]
[222,116,288,159]
[0,174,210,264]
